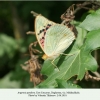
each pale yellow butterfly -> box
[34,15,75,62]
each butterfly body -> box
[35,15,75,60]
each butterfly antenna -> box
[27,31,35,35]
[31,11,40,17]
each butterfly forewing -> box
[35,15,56,51]
[44,24,75,58]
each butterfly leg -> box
[51,59,60,71]
[60,53,75,56]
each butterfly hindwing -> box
[44,24,75,58]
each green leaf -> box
[79,9,100,31]
[0,72,21,88]
[0,34,18,58]
[56,79,81,88]
[0,42,5,56]
[37,26,99,88]
[41,57,60,76]
[59,28,99,80]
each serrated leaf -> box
[37,26,99,88]
[58,28,99,80]
[79,9,100,31]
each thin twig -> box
[92,1,100,6]
[85,71,100,81]
[92,71,100,77]
[26,31,35,35]
[74,1,92,14]
[31,11,40,17]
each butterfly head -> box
[42,53,59,60]
[42,54,48,60]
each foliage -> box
[0,1,74,88]
[37,8,100,88]
[79,9,100,31]
[0,1,100,88]
[0,34,18,58]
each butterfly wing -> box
[44,24,75,58]
[35,15,56,51]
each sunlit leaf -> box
[56,79,81,88]
[37,26,99,88]
[79,9,100,31]
[41,57,60,76]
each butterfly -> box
[34,15,75,62]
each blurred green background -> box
[0,1,86,88]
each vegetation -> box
[0,1,100,88]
